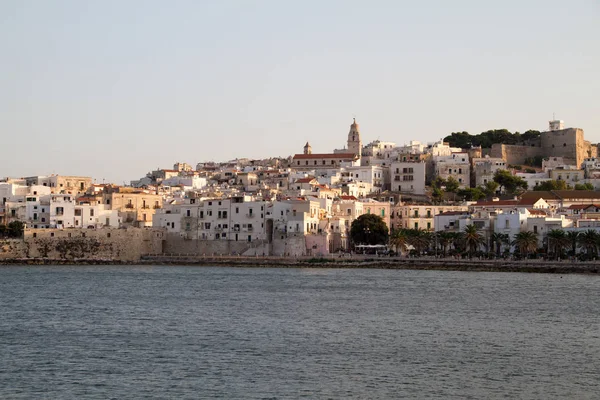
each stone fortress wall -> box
[491,128,596,167]
[1,227,165,261]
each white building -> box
[434,152,470,188]
[390,161,426,194]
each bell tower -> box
[347,118,362,158]
[303,142,312,155]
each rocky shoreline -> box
[1,256,600,275]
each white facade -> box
[390,161,426,194]
[434,152,470,188]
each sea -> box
[0,265,599,399]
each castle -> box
[490,120,597,167]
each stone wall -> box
[163,233,265,255]
[0,239,28,259]
[490,144,543,166]
[20,227,165,261]
[491,128,597,167]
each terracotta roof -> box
[340,195,358,200]
[295,178,316,183]
[527,209,547,215]
[292,153,357,160]
[569,204,600,210]
[521,190,600,201]
[473,200,519,207]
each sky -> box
[1,0,598,184]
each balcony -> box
[246,213,255,218]
[125,203,135,209]
[247,226,254,232]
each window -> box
[414,222,418,229]
[50,232,54,237]
[107,233,111,238]
[90,209,94,217]
[427,210,431,218]
[427,222,431,230]
[236,207,239,214]
[414,210,418,218]
[33,233,37,238]
[187,209,191,217]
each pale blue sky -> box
[1,0,598,184]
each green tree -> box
[7,221,24,238]
[574,183,594,191]
[481,181,499,197]
[490,232,510,257]
[457,187,486,201]
[579,230,599,258]
[431,187,443,204]
[405,228,431,256]
[533,180,569,191]
[566,231,580,256]
[436,231,454,257]
[444,176,460,193]
[463,224,484,257]
[350,214,389,247]
[493,170,528,195]
[546,229,569,260]
[512,231,538,258]
[389,229,408,254]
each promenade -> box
[135,253,600,275]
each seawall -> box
[2,255,600,275]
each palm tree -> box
[546,229,569,260]
[406,229,431,256]
[437,231,454,258]
[566,231,580,257]
[389,229,408,255]
[451,232,466,254]
[512,231,538,259]
[490,232,510,258]
[463,224,484,258]
[579,230,599,258]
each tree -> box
[512,231,538,258]
[463,224,484,257]
[575,183,594,191]
[405,228,432,256]
[7,221,24,238]
[579,230,599,258]
[566,231,580,256]
[493,170,528,195]
[481,181,499,197]
[546,229,569,260]
[436,231,454,257]
[457,188,486,201]
[431,187,443,204]
[490,232,510,257]
[389,229,408,254]
[444,176,460,193]
[533,180,569,191]
[350,214,389,247]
